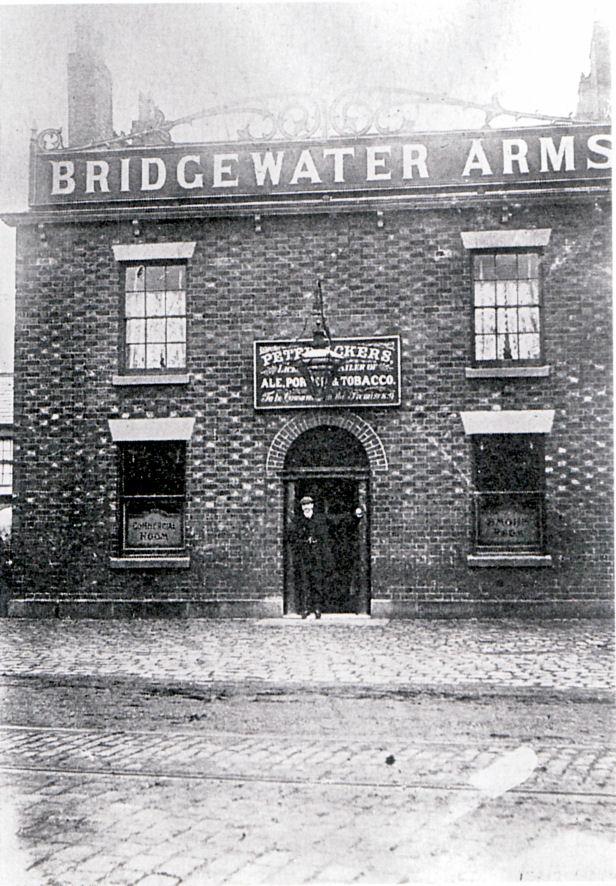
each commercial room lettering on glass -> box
[125,510,183,549]
[253,336,401,409]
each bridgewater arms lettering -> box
[33,124,611,205]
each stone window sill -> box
[467,554,553,568]
[110,556,190,570]
[465,366,550,379]
[112,374,191,386]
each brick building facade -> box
[1,61,612,618]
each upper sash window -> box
[472,250,542,364]
[124,263,187,371]
[461,230,551,369]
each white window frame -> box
[112,242,196,386]
[461,230,551,379]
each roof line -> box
[1,183,610,226]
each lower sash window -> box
[473,434,545,553]
[119,442,186,556]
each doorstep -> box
[257,613,389,625]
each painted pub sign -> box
[31,123,611,207]
[254,336,401,409]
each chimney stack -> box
[67,19,114,147]
[576,21,611,122]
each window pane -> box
[146,318,166,342]
[518,307,540,334]
[166,318,186,342]
[126,266,145,292]
[166,291,186,315]
[496,281,517,306]
[124,499,184,550]
[145,265,166,290]
[475,336,496,361]
[126,344,145,369]
[517,281,539,305]
[122,443,185,495]
[0,439,13,460]
[0,452,12,488]
[518,334,541,360]
[125,505,183,550]
[474,282,495,306]
[495,253,517,279]
[125,292,145,318]
[497,308,518,333]
[518,253,539,279]
[497,333,519,359]
[146,292,166,317]
[146,343,166,368]
[475,435,544,491]
[477,493,542,548]
[167,343,186,368]
[475,309,495,334]
[126,319,146,344]
[166,266,186,290]
[474,254,496,280]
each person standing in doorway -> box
[288,495,331,619]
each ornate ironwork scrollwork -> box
[37,129,64,151]
[35,87,576,152]
[237,95,322,141]
[236,107,278,142]
[277,97,322,140]
[329,89,418,137]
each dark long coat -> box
[288,511,332,607]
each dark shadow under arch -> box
[284,425,370,471]
[283,424,371,616]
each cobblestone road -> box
[0,617,613,884]
[1,723,614,885]
[1,724,615,794]
[0,617,613,694]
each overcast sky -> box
[0,0,611,368]
[1,0,611,207]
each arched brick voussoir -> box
[266,412,388,477]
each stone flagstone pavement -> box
[0,617,612,694]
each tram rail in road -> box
[0,724,614,798]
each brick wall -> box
[9,196,613,616]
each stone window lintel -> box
[108,417,195,442]
[461,229,552,250]
[112,242,196,262]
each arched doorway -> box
[283,425,371,615]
